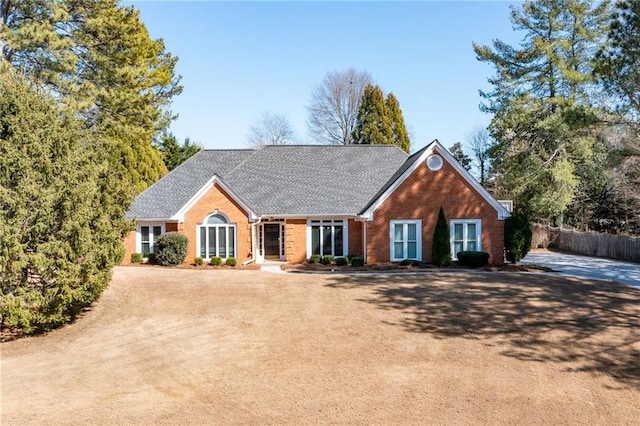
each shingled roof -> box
[128,144,409,219]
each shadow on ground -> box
[326,272,640,389]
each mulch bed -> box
[282,261,554,273]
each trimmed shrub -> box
[194,257,204,266]
[457,251,490,267]
[432,206,451,267]
[505,210,532,263]
[154,232,189,266]
[210,256,223,266]
[321,255,334,265]
[131,253,143,263]
[309,254,322,264]
[146,253,156,264]
[350,256,365,267]
[335,257,348,266]
[225,257,237,267]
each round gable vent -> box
[426,154,443,171]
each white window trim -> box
[196,212,237,260]
[450,219,482,260]
[258,221,286,262]
[306,219,349,258]
[136,223,165,255]
[389,219,422,262]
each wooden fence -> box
[532,224,640,263]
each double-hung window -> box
[450,219,481,259]
[140,225,162,255]
[198,213,236,259]
[390,220,422,261]
[308,220,346,257]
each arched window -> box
[198,212,236,259]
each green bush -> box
[335,257,348,266]
[505,210,532,263]
[131,253,143,263]
[432,206,451,267]
[154,232,189,266]
[321,255,334,265]
[146,253,156,264]
[309,254,322,264]
[226,257,237,267]
[210,256,223,266]
[194,257,204,266]
[350,256,365,267]
[456,251,490,267]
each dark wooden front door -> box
[264,224,281,260]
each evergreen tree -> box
[156,132,202,171]
[0,0,182,192]
[431,207,451,267]
[596,0,640,127]
[449,142,472,171]
[386,93,411,153]
[473,0,611,226]
[353,85,393,146]
[352,84,411,153]
[0,72,132,333]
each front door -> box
[264,224,281,260]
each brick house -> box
[123,140,510,265]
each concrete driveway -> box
[522,250,640,288]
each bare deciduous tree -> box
[466,127,493,185]
[247,112,297,147]
[307,68,372,145]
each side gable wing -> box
[360,139,510,220]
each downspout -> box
[362,219,367,264]
[355,216,368,264]
[242,217,262,265]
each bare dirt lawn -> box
[2,267,639,425]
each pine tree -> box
[449,142,472,171]
[0,0,182,192]
[473,0,611,226]
[0,72,132,333]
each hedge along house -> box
[122,140,510,265]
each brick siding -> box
[366,149,505,264]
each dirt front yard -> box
[2,267,639,425]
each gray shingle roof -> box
[128,144,409,219]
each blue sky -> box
[132,1,520,153]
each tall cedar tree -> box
[0,0,182,192]
[473,0,612,227]
[386,93,411,153]
[0,72,132,333]
[431,207,451,267]
[353,85,393,146]
[352,84,411,153]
